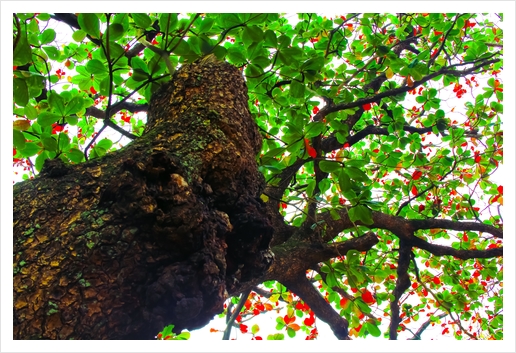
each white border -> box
[2,2,514,352]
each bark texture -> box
[13,60,273,339]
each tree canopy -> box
[12,12,504,341]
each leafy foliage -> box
[13,12,503,340]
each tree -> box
[12,13,503,340]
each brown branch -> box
[410,236,502,259]
[407,313,447,340]
[408,218,503,239]
[389,241,411,340]
[282,274,351,340]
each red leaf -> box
[361,290,375,304]
[362,103,372,111]
[463,234,469,242]
[304,316,315,326]
[254,336,263,340]
[475,155,481,163]
[339,297,348,308]
[432,277,440,285]
[412,170,423,180]
[308,146,317,158]
[418,204,425,212]
[411,185,418,196]
[411,282,418,289]
[90,86,97,94]
[312,106,319,114]
[240,324,248,333]
[284,315,295,324]
[497,185,503,194]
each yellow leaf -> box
[260,194,269,203]
[13,119,31,131]
[336,149,346,162]
[498,196,503,205]
[385,67,394,79]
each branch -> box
[407,313,447,340]
[222,289,251,340]
[314,265,378,322]
[283,274,351,340]
[389,241,411,340]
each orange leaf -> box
[407,75,414,87]
[288,323,301,331]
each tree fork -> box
[13,60,274,339]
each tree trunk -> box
[13,60,274,339]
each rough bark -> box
[13,60,274,339]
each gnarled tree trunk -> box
[13,60,274,339]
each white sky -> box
[2,1,515,352]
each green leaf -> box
[24,104,38,119]
[65,115,79,126]
[20,142,42,157]
[86,59,108,76]
[343,166,369,183]
[43,46,60,60]
[77,13,101,39]
[227,48,247,65]
[106,23,125,41]
[301,57,325,72]
[319,160,341,173]
[348,205,374,225]
[304,122,325,138]
[39,28,56,45]
[65,148,85,163]
[290,80,305,99]
[346,249,360,264]
[42,136,58,152]
[72,29,87,42]
[199,17,215,33]
[264,30,277,48]
[58,133,70,151]
[37,112,61,127]
[326,272,338,287]
[365,321,381,337]
[13,32,32,66]
[65,96,84,115]
[338,169,352,193]
[96,138,113,151]
[35,151,49,172]
[132,13,152,29]
[13,130,26,150]
[159,14,178,34]
[242,25,264,47]
[13,78,29,107]
[49,91,65,116]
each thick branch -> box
[283,274,351,340]
[389,241,412,340]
